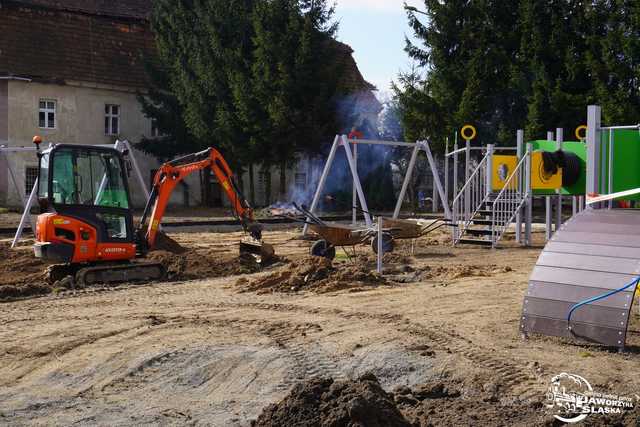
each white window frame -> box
[150,118,161,138]
[24,165,39,195]
[105,104,120,136]
[38,99,56,129]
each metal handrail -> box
[451,153,490,243]
[451,154,488,207]
[491,152,530,246]
[445,146,516,158]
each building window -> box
[39,99,56,129]
[105,104,120,135]
[25,166,38,195]
[295,173,306,191]
[150,119,160,138]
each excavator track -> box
[75,262,166,287]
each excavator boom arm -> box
[139,148,255,249]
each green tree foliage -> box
[396,0,640,148]
[244,0,343,199]
[145,0,255,169]
[136,60,199,161]
[140,0,347,204]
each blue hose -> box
[567,276,640,330]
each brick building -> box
[0,0,381,209]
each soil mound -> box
[252,373,411,427]
[148,232,283,280]
[393,377,545,426]
[0,232,272,300]
[147,247,269,280]
[153,232,188,254]
[0,242,51,299]
[237,256,389,294]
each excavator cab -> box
[34,144,137,264]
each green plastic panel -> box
[530,140,587,196]
[599,130,640,201]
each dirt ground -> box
[0,225,639,426]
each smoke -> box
[267,90,397,213]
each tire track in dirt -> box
[1,324,154,388]
[256,320,345,391]
[0,279,193,306]
[84,315,342,399]
[1,273,544,401]
[215,301,543,401]
[95,348,191,396]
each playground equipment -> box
[446,125,589,248]
[521,105,640,350]
[521,208,640,349]
[300,135,452,271]
[301,134,450,237]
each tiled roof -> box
[333,41,377,92]
[5,0,152,19]
[0,0,379,107]
[0,1,155,88]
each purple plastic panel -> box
[552,231,640,248]
[543,242,640,259]
[520,316,627,347]
[527,281,634,309]
[520,209,640,349]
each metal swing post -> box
[303,135,340,236]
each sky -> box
[333,0,424,99]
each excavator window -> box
[37,152,50,201]
[48,147,130,209]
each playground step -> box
[476,209,493,216]
[483,200,525,210]
[464,228,493,236]
[471,219,504,226]
[458,238,492,246]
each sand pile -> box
[0,242,51,299]
[236,256,389,294]
[252,373,411,427]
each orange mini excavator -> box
[32,137,273,285]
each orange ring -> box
[575,125,587,141]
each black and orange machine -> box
[32,136,273,285]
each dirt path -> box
[0,229,638,425]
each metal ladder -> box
[452,146,531,247]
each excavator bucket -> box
[239,239,275,264]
